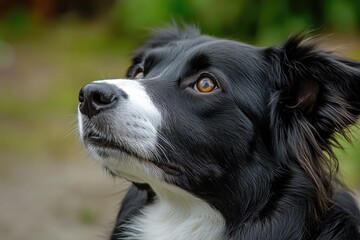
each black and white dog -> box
[78,26,360,239]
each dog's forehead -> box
[143,38,258,63]
[139,38,262,83]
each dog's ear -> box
[268,35,360,209]
[271,36,360,128]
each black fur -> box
[110,26,360,239]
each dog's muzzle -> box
[77,79,175,180]
[77,79,163,163]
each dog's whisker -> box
[153,142,170,163]
[156,132,176,151]
[62,115,82,140]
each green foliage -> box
[325,0,359,33]
[1,0,359,43]
[107,0,360,44]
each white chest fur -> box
[121,190,225,240]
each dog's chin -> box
[82,133,183,181]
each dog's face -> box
[78,26,360,215]
[78,29,266,188]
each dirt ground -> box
[1,154,360,240]
[0,154,129,240]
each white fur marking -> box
[95,79,162,130]
[121,184,225,240]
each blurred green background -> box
[0,0,359,239]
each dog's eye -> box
[194,76,217,93]
[134,68,144,79]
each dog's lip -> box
[153,162,182,176]
[83,132,141,158]
[84,132,183,176]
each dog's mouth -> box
[83,131,141,158]
[83,131,183,176]
[152,162,182,176]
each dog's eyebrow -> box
[144,54,161,75]
[187,53,211,76]
[132,54,143,65]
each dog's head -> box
[78,26,360,218]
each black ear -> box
[273,35,360,138]
[268,35,360,209]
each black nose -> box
[78,83,120,118]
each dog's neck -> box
[122,183,226,240]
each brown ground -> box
[1,155,359,240]
[0,154,129,240]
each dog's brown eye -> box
[194,76,217,93]
[134,68,144,79]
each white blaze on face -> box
[96,79,162,128]
[96,79,162,130]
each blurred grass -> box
[78,207,99,225]
[334,126,360,187]
[0,18,359,186]
[0,20,135,159]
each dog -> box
[77,25,360,239]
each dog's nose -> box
[78,83,120,118]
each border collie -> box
[78,26,360,239]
